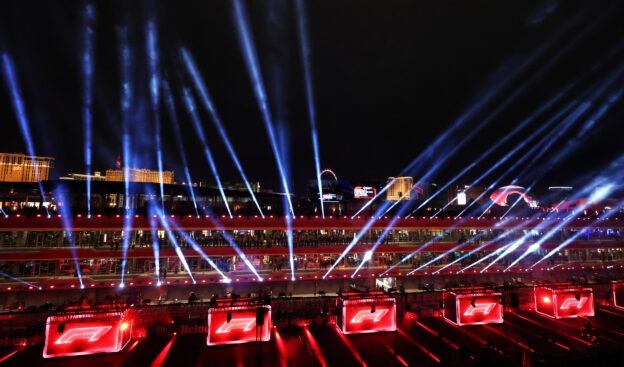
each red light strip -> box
[396,328,440,363]
[383,343,409,367]
[332,325,367,367]
[150,337,175,367]
[513,313,593,346]
[0,350,19,364]
[127,340,140,352]
[442,317,489,346]
[413,320,461,351]
[273,329,288,367]
[505,315,570,351]
[482,324,535,353]
[303,327,327,367]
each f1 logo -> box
[560,297,588,310]
[464,303,497,316]
[216,318,256,334]
[54,326,112,344]
[350,309,389,323]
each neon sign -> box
[337,295,396,334]
[354,186,376,199]
[207,306,271,346]
[215,318,256,333]
[443,290,503,326]
[54,326,113,344]
[534,286,594,319]
[43,311,132,358]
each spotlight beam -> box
[146,19,166,212]
[351,179,395,218]
[159,215,196,284]
[231,0,295,216]
[408,243,470,274]
[80,2,96,218]
[532,198,624,269]
[408,78,576,219]
[181,88,233,218]
[295,0,325,218]
[1,53,49,216]
[117,24,134,285]
[180,48,265,217]
[474,100,591,219]
[0,271,40,289]
[147,205,161,285]
[54,186,84,288]
[174,230,230,281]
[162,80,200,217]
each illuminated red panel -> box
[534,286,594,319]
[43,311,132,358]
[338,297,396,334]
[614,282,624,310]
[207,306,271,346]
[443,291,503,326]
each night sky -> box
[1,0,623,195]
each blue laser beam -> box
[231,0,295,217]
[147,205,161,285]
[146,19,166,213]
[174,230,231,281]
[117,24,134,286]
[351,179,395,218]
[54,186,84,288]
[1,53,50,216]
[162,80,200,217]
[159,216,196,284]
[80,2,96,218]
[0,272,41,289]
[295,0,325,218]
[181,87,232,218]
[180,48,264,217]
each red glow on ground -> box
[396,328,440,363]
[333,325,367,366]
[127,340,140,351]
[303,327,328,367]
[273,329,288,367]
[0,350,19,364]
[150,337,175,367]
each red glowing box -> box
[612,281,624,310]
[207,305,271,346]
[336,292,396,334]
[43,310,132,358]
[443,289,503,326]
[534,285,594,319]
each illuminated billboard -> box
[337,292,396,334]
[43,310,132,358]
[354,186,376,199]
[207,305,271,346]
[443,289,503,326]
[613,282,624,310]
[534,286,594,319]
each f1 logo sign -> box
[463,303,497,316]
[54,326,112,344]
[216,318,256,334]
[560,297,588,310]
[350,309,389,324]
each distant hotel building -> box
[386,176,414,200]
[0,152,54,182]
[105,168,175,184]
